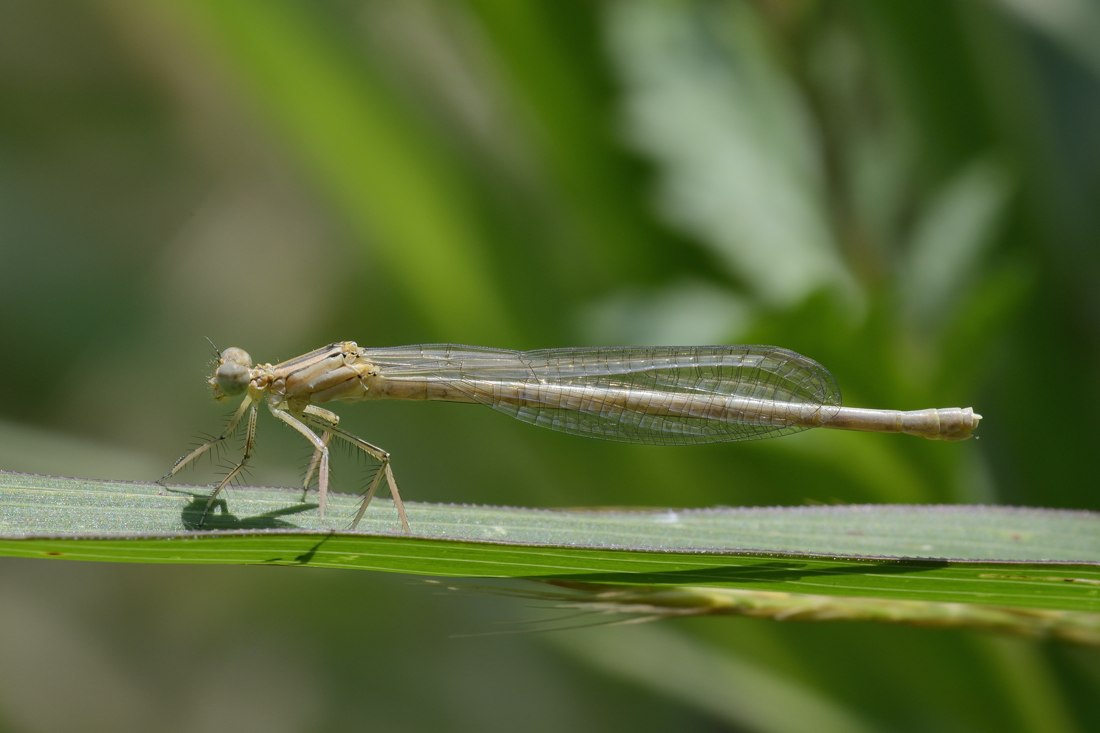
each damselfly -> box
[163,342,981,531]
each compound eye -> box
[212,347,252,397]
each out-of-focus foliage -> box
[0,1,1096,731]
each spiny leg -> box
[304,416,410,533]
[268,405,332,518]
[355,462,404,532]
[201,402,259,525]
[301,406,338,499]
[161,396,254,484]
[301,431,332,499]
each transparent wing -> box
[363,344,841,445]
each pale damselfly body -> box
[162,342,982,531]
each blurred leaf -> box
[553,624,880,733]
[992,0,1100,80]
[468,0,672,288]
[900,159,1012,330]
[607,1,856,308]
[580,280,751,344]
[168,0,513,338]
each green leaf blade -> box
[1,471,1097,625]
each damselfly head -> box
[209,347,253,400]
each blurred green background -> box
[1,1,1098,731]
